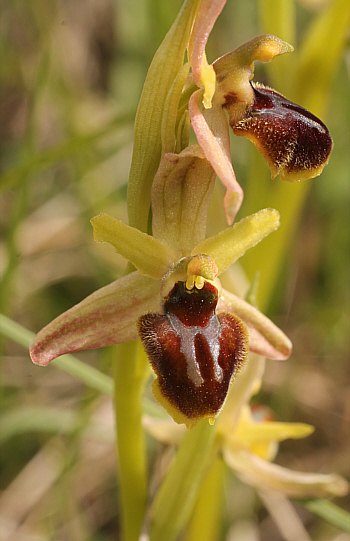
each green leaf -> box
[161,62,191,154]
[257,0,296,92]
[303,499,350,532]
[258,0,295,45]
[0,408,78,444]
[149,420,218,541]
[295,0,350,113]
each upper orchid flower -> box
[187,1,332,223]
[30,146,291,428]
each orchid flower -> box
[187,1,333,224]
[30,146,292,428]
[144,353,349,499]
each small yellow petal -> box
[91,213,175,279]
[213,34,293,84]
[186,254,218,281]
[192,208,280,275]
[233,420,314,447]
[249,35,293,64]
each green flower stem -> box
[183,356,266,537]
[185,458,226,541]
[113,341,149,541]
[303,499,350,533]
[149,419,219,541]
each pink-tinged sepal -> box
[138,280,248,428]
[189,90,243,224]
[30,272,160,366]
[231,83,333,181]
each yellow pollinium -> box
[186,274,205,291]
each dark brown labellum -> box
[138,280,248,426]
[227,83,333,181]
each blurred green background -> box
[0,0,349,539]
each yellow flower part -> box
[224,404,314,461]
[188,0,226,108]
[201,53,216,109]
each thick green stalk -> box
[149,420,219,541]
[304,499,350,533]
[185,458,226,541]
[113,341,149,541]
[182,356,266,539]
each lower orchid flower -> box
[30,145,291,428]
[143,353,349,498]
[221,386,348,499]
[143,401,348,499]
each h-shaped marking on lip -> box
[168,312,223,387]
